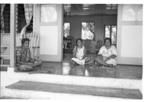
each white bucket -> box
[62,62,70,75]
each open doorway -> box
[62,4,118,77]
[63,4,118,57]
[62,4,142,79]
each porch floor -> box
[25,54,142,80]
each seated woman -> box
[95,38,117,67]
[71,39,91,65]
[17,38,42,71]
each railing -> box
[1,33,10,66]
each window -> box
[111,25,117,45]
[17,4,26,33]
[41,5,57,23]
[81,22,94,40]
[105,25,117,45]
[105,25,111,38]
[0,4,10,33]
[64,22,70,38]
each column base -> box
[7,67,15,73]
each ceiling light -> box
[83,7,89,10]
[82,4,93,10]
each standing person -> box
[95,38,117,67]
[17,38,42,71]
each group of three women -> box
[17,37,117,71]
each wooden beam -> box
[9,4,16,67]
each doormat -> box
[6,81,142,99]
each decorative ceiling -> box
[64,4,117,16]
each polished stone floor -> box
[27,54,142,80]
[28,62,142,79]
[1,54,142,79]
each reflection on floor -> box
[27,54,142,80]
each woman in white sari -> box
[71,39,92,65]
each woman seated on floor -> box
[95,38,117,67]
[17,38,42,71]
[71,38,92,65]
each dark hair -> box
[104,38,111,45]
[76,38,83,44]
[75,38,83,47]
[21,38,30,46]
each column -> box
[117,4,142,65]
[9,4,16,68]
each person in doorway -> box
[71,38,92,65]
[17,38,42,71]
[95,38,117,67]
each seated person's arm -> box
[97,46,104,57]
[83,48,87,59]
[20,48,33,64]
[97,46,106,64]
[104,46,117,62]
[73,46,77,58]
[104,55,117,62]
[109,55,117,59]
[25,48,31,62]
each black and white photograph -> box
[0,0,146,101]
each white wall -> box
[117,4,143,65]
[121,25,142,58]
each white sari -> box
[72,46,86,65]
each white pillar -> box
[9,4,16,69]
[117,4,142,65]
